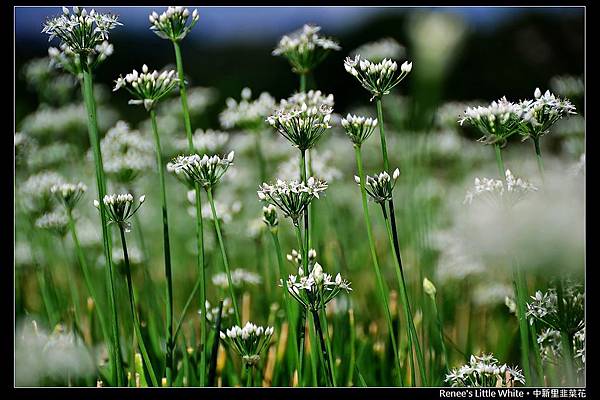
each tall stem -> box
[376,98,390,171]
[81,66,124,386]
[311,310,335,386]
[533,138,545,182]
[119,227,159,387]
[299,73,307,93]
[60,238,82,330]
[149,109,175,386]
[494,144,506,178]
[206,187,241,325]
[556,279,576,385]
[293,223,307,380]
[512,262,532,385]
[354,145,403,386]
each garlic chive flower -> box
[284,261,352,311]
[267,103,333,151]
[149,7,199,42]
[262,204,279,232]
[341,114,378,146]
[344,55,412,100]
[273,24,341,75]
[526,283,584,335]
[219,322,274,367]
[287,248,318,273]
[445,354,525,387]
[35,211,69,237]
[201,299,235,324]
[168,152,235,189]
[257,178,328,224]
[459,97,522,146]
[463,169,537,207]
[113,65,179,111]
[517,88,577,142]
[279,90,335,111]
[94,193,145,233]
[42,7,119,67]
[20,171,65,215]
[219,88,276,131]
[51,182,87,211]
[354,168,400,204]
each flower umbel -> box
[354,169,400,204]
[51,182,87,211]
[344,55,412,100]
[272,24,340,75]
[220,322,274,367]
[168,152,235,189]
[463,169,537,207]
[267,103,333,151]
[257,178,328,223]
[114,65,179,111]
[445,353,525,387]
[219,88,276,131]
[459,97,522,146]
[35,211,69,237]
[94,193,145,233]
[517,88,577,141]
[262,204,279,232]
[341,114,378,147]
[526,283,584,335]
[149,7,199,42]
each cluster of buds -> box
[517,88,577,141]
[219,88,277,131]
[341,114,378,147]
[168,152,235,189]
[51,182,87,212]
[463,169,537,208]
[272,24,340,75]
[262,204,279,232]
[445,354,525,387]
[94,193,145,233]
[287,248,318,272]
[220,322,274,367]
[283,260,352,312]
[201,299,236,324]
[149,7,199,42]
[344,55,412,100]
[114,65,179,111]
[35,211,69,237]
[257,178,328,223]
[278,90,334,111]
[43,7,120,72]
[355,168,400,204]
[459,97,522,146]
[267,103,333,151]
[526,283,584,335]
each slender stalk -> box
[149,109,175,386]
[246,365,253,387]
[494,144,506,178]
[429,295,449,373]
[347,309,356,386]
[81,66,124,386]
[270,230,301,384]
[208,300,223,386]
[533,138,545,182]
[354,145,403,386]
[300,150,310,261]
[118,227,159,387]
[60,238,82,330]
[311,310,335,386]
[206,187,241,325]
[376,98,390,171]
[293,223,307,379]
[299,73,307,93]
[512,263,532,385]
[556,279,576,385]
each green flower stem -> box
[207,300,224,386]
[149,108,175,386]
[375,98,390,171]
[494,144,506,178]
[533,138,545,182]
[206,187,241,325]
[66,210,110,343]
[317,305,337,386]
[556,279,576,385]
[245,365,253,387]
[81,66,124,386]
[60,238,82,330]
[118,227,159,387]
[354,145,403,386]
[270,230,301,384]
[293,223,307,379]
[311,310,335,386]
[300,73,307,93]
[173,41,193,146]
[381,205,428,385]
[347,309,356,386]
[512,263,532,385]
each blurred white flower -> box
[351,37,405,63]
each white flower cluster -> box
[432,230,486,283]
[284,260,352,312]
[220,88,277,130]
[100,121,154,184]
[351,37,405,63]
[51,182,87,211]
[94,193,146,233]
[220,322,274,367]
[276,150,342,182]
[341,114,378,146]
[257,177,328,223]
[445,354,525,387]
[173,129,230,155]
[35,211,69,237]
[212,268,262,289]
[526,283,584,334]
[355,168,400,204]
[344,55,412,100]
[42,7,119,72]
[537,326,585,371]
[287,248,318,270]
[19,171,65,215]
[517,88,577,141]
[169,151,235,188]
[459,97,522,146]
[463,169,537,207]
[272,24,340,74]
[149,7,199,42]
[279,90,334,111]
[201,298,236,323]
[262,204,279,230]
[114,65,179,110]
[267,102,333,151]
